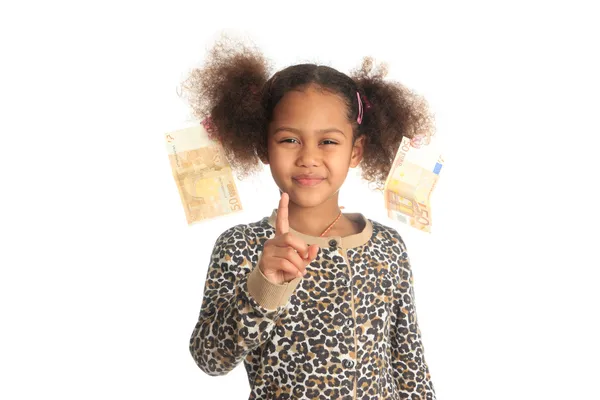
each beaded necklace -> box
[319,207,345,237]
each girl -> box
[182,37,437,400]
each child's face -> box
[264,84,365,208]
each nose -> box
[295,144,320,167]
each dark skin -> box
[261,84,366,238]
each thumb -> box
[307,244,320,261]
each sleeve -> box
[390,235,437,399]
[189,225,303,376]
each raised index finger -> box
[276,192,289,236]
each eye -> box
[280,138,299,144]
[278,138,338,145]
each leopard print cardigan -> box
[189,210,436,399]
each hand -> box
[258,192,320,285]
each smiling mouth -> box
[293,178,324,187]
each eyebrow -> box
[273,127,346,137]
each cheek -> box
[266,148,291,172]
[327,148,353,166]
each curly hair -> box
[178,35,435,189]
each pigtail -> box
[351,57,435,189]
[178,35,273,176]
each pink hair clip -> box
[356,91,363,124]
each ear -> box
[349,134,366,168]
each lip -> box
[292,175,325,187]
[293,174,324,179]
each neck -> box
[286,193,346,237]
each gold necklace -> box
[320,207,345,237]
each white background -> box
[1,1,599,399]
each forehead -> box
[271,86,350,128]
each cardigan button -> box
[329,239,338,247]
[342,359,355,368]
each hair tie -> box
[201,116,217,141]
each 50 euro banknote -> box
[165,122,242,224]
[384,134,444,233]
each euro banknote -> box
[165,122,242,224]
[384,134,443,233]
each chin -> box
[288,194,323,208]
[286,187,337,208]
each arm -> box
[391,236,437,399]
[189,225,302,376]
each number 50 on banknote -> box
[165,123,243,224]
[384,134,444,233]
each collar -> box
[267,209,373,249]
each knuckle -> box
[279,259,289,270]
[286,248,297,259]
